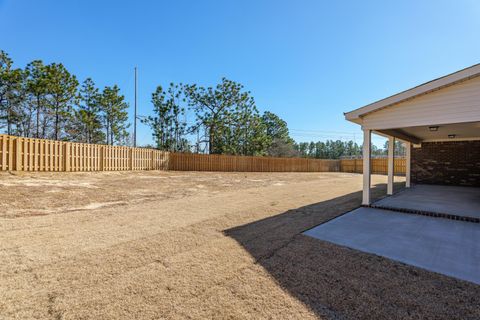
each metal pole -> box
[134,67,137,147]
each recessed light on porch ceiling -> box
[448,134,456,139]
[429,126,439,132]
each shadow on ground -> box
[225,182,480,320]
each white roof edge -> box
[345,63,480,121]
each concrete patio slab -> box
[373,184,480,219]
[304,207,480,284]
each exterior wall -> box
[411,141,480,187]
[361,76,480,129]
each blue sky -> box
[1,0,479,146]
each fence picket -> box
[1,135,6,171]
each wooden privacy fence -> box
[169,152,340,172]
[0,134,405,174]
[340,158,406,175]
[0,135,169,172]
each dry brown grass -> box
[0,171,478,319]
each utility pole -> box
[134,67,137,147]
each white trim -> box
[362,129,371,205]
[405,142,411,188]
[387,136,394,195]
[345,63,480,121]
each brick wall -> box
[411,140,480,187]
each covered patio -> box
[345,63,480,209]
[306,64,480,285]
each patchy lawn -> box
[0,171,478,319]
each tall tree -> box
[25,60,47,138]
[142,83,188,151]
[74,78,104,143]
[44,63,78,140]
[262,111,291,142]
[261,111,296,157]
[99,85,130,145]
[0,50,25,135]
[222,98,269,156]
[0,50,11,110]
[183,78,234,154]
[184,78,266,155]
[0,50,14,133]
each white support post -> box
[362,129,371,205]
[405,141,411,188]
[387,136,395,195]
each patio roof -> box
[345,64,480,144]
[345,63,480,123]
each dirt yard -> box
[1,171,479,319]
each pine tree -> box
[74,78,104,143]
[44,63,78,140]
[142,83,188,151]
[99,85,130,145]
[184,78,270,155]
[227,98,269,156]
[0,51,25,135]
[261,111,295,157]
[25,60,48,138]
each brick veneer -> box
[411,140,480,187]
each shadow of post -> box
[224,182,480,319]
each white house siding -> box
[361,76,480,130]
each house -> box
[345,63,480,206]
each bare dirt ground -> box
[0,171,479,320]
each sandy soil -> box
[0,171,478,319]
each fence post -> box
[15,137,21,171]
[151,149,155,170]
[100,145,104,171]
[1,135,6,171]
[168,152,173,170]
[64,142,70,172]
[129,148,134,170]
[8,136,13,171]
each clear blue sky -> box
[1,0,479,146]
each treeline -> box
[294,140,362,159]
[294,139,405,159]
[142,79,297,156]
[0,50,130,145]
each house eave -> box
[344,63,480,123]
